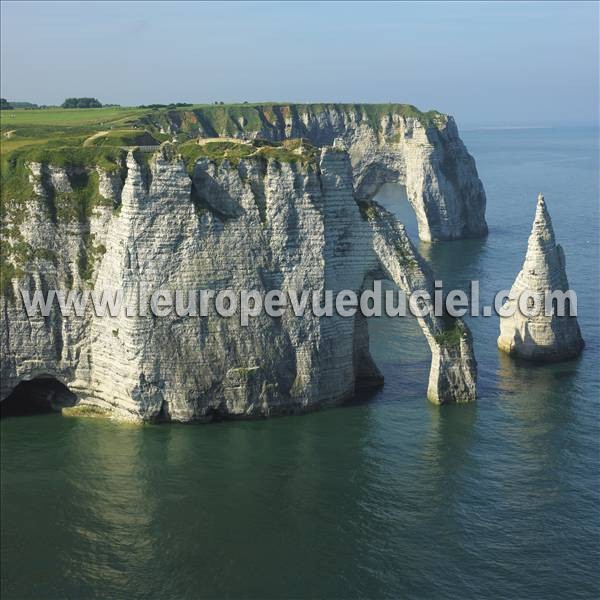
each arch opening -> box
[366,278,430,366]
[372,183,419,240]
[1,377,77,418]
[353,273,431,404]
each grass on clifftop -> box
[6,145,126,172]
[84,129,162,147]
[179,141,255,172]
[0,107,146,127]
[0,107,148,156]
[179,138,319,174]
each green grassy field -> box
[0,107,149,155]
[0,107,146,128]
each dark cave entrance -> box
[1,377,77,418]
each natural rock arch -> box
[363,205,477,404]
[352,161,428,233]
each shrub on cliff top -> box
[434,315,464,348]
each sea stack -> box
[497,193,584,361]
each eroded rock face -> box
[154,105,488,242]
[497,194,584,361]
[366,204,477,403]
[1,147,477,421]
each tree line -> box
[61,97,103,108]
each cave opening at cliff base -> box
[1,377,77,418]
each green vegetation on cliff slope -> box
[0,146,123,294]
[434,315,465,348]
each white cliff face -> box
[155,105,488,242]
[498,194,584,361]
[1,146,477,421]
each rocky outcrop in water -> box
[497,194,584,361]
[1,145,477,421]
[145,104,488,242]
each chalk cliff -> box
[497,194,584,361]
[1,143,477,421]
[143,104,488,242]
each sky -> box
[1,1,598,127]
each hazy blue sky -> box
[1,1,598,126]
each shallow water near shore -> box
[2,127,599,599]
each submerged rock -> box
[497,194,584,361]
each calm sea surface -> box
[1,127,599,599]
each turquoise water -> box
[1,128,599,599]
